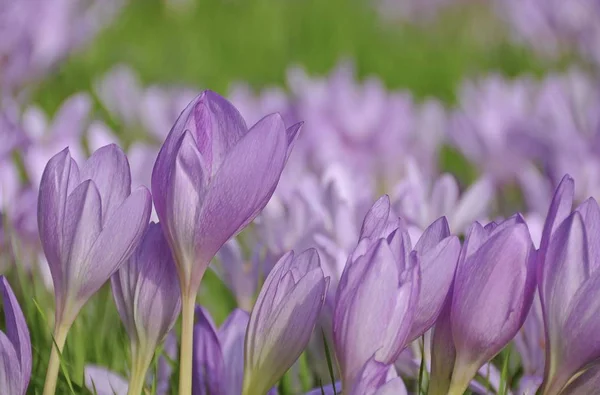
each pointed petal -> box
[408,235,460,342]
[80,144,132,223]
[38,148,73,296]
[414,217,451,254]
[452,224,535,368]
[192,113,287,289]
[80,187,151,308]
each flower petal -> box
[84,365,128,395]
[192,113,287,289]
[81,187,151,307]
[0,277,31,394]
[79,144,131,223]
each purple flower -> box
[0,276,31,395]
[349,358,407,395]
[449,75,538,185]
[38,145,151,395]
[243,249,329,395]
[151,90,299,295]
[111,222,181,393]
[333,200,420,391]
[430,216,536,394]
[193,307,250,395]
[537,175,600,394]
[39,145,152,328]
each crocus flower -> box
[111,222,181,395]
[193,307,252,395]
[429,216,536,395]
[38,145,152,395]
[537,175,600,394]
[333,199,420,391]
[0,276,31,395]
[243,249,329,395]
[152,90,300,295]
[151,90,300,395]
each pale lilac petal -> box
[79,144,131,222]
[244,249,328,394]
[84,365,128,395]
[0,332,22,395]
[218,309,249,395]
[38,148,73,299]
[561,363,600,395]
[81,187,151,306]
[452,223,535,369]
[408,235,460,342]
[192,113,287,289]
[163,131,207,283]
[0,277,31,393]
[450,176,494,233]
[193,307,224,395]
[414,216,451,253]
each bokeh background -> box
[3,0,600,393]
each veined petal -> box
[80,187,151,310]
[164,131,206,287]
[0,277,31,394]
[408,235,460,342]
[192,113,287,290]
[193,307,225,395]
[62,180,102,315]
[555,271,600,388]
[133,223,181,348]
[285,122,303,161]
[542,212,589,347]
[38,148,73,298]
[575,197,600,273]
[0,332,22,395]
[192,91,249,176]
[414,217,451,253]
[219,309,249,395]
[80,144,131,223]
[452,223,535,368]
[561,363,600,395]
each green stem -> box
[179,292,196,395]
[42,323,70,395]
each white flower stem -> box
[178,291,196,395]
[42,322,70,395]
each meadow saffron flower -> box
[537,175,600,395]
[429,216,536,395]
[243,249,328,395]
[333,197,420,392]
[151,90,300,395]
[111,222,181,395]
[0,276,31,395]
[38,145,151,395]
